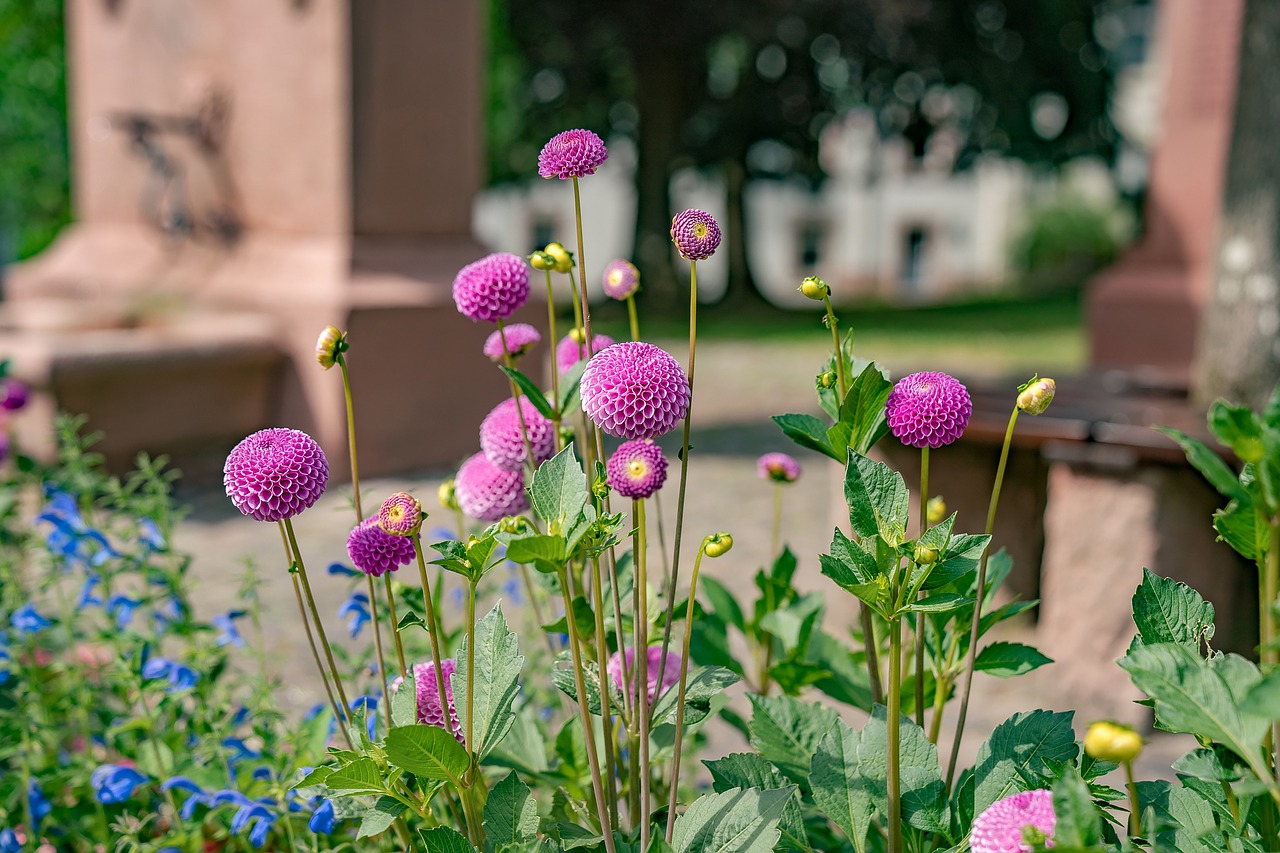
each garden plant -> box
[3,129,1280,853]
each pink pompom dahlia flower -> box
[580,341,690,440]
[670,209,721,261]
[970,789,1056,853]
[538,129,608,180]
[455,453,529,522]
[757,452,802,484]
[479,397,556,471]
[607,646,681,704]
[453,253,530,323]
[224,428,328,522]
[483,323,541,362]
[606,439,668,499]
[602,259,641,300]
[885,371,972,449]
[392,659,463,743]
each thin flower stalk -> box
[915,445,930,728]
[282,518,352,724]
[410,534,451,759]
[634,498,652,849]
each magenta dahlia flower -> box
[602,259,641,300]
[970,789,1056,853]
[346,518,415,577]
[224,428,328,522]
[607,646,681,704]
[479,397,556,471]
[483,323,541,362]
[556,332,617,375]
[606,439,668,498]
[538,129,608,180]
[452,253,530,323]
[377,492,423,537]
[757,452,801,484]
[392,659,463,743]
[455,452,529,522]
[0,378,29,412]
[580,341,690,440]
[671,209,721,261]
[885,371,973,449]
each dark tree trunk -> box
[632,49,685,312]
[716,157,772,309]
[1194,0,1280,409]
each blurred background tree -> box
[490,0,1137,309]
[0,0,70,264]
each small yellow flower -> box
[1084,720,1143,763]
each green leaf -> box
[808,721,873,853]
[898,593,972,615]
[1207,400,1265,462]
[650,665,740,727]
[1242,668,1280,717]
[1050,766,1102,848]
[559,360,588,416]
[973,710,1078,814]
[747,694,839,783]
[556,823,603,849]
[925,534,991,590]
[499,366,555,419]
[420,826,478,853]
[858,707,951,836]
[455,604,525,761]
[670,787,795,853]
[773,413,839,461]
[758,593,824,654]
[1130,568,1216,651]
[325,757,384,794]
[531,444,589,529]
[1213,499,1258,560]
[1155,427,1247,502]
[357,796,407,839]
[974,642,1053,678]
[704,754,809,852]
[844,451,910,545]
[385,724,470,783]
[1170,747,1247,783]
[392,670,419,727]
[485,706,550,775]
[1136,780,1226,853]
[701,576,746,631]
[507,534,569,574]
[826,361,893,458]
[484,772,539,851]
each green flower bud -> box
[1084,720,1143,763]
[592,476,611,501]
[530,251,556,271]
[816,370,837,390]
[498,516,528,534]
[544,242,575,273]
[926,496,946,527]
[438,479,459,511]
[913,543,940,565]
[1017,377,1056,416]
[703,532,733,558]
[569,326,586,344]
[315,325,348,370]
[799,276,830,301]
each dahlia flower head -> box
[580,341,691,440]
[378,492,423,537]
[607,645,681,704]
[602,259,641,300]
[455,452,529,522]
[480,397,556,471]
[483,323,541,362]
[393,659,463,744]
[606,439,668,499]
[452,253,530,323]
[671,208,722,261]
[557,332,617,375]
[346,518,415,577]
[758,452,801,484]
[0,377,29,412]
[885,371,973,449]
[970,789,1056,853]
[224,428,328,522]
[538,129,608,180]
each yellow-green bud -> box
[530,251,556,271]
[799,276,830,301]
[438,479,459,511]
[1083,720,1143,763]
[544,242,575,273]
[592,477,611,501]
[569,326,586,344]
[913,543,940,565]
[703,532,733,558]
[498,516,528,534]
[315,325,348,370]
[816,370,837,389]
[926,496,946,527]
[1017,377,1056,416]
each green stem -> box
[915,446,929,728]
[861,602,883,705]
[135,685,182,823]
[1266,519,1279,782]
[367,573,393,732]
[336,357,363,521]
[466,578,478,776]
[626,294,640,342]
[658,260,698,688]
[383,573,409,680]
[635,499,652,849]
[571,177,594,352]
[1124,759,1140,838]
[887,614,904,853]
[411,535,451,752]
[665,543,707,842]
[281,520,354,747]
[589,551,621,830]
[545,269,562,416]
[19,703,34,848]
[822,293,847,400]
[945,404,1020,789]
[771,482,782,557]
[928,675,949,745]
[498,320,539,476]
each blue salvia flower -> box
[252,767,273,782]
[215,791,277,849]
[91,765,149,803]
[28,780,51,830]
[138,517,166,551]
[0,828,20,853]
[213,610,249,648]
[308,798,337,833]
[162,776,211,821]
[338,592,371,639]
[141,657,199,692]
[106,595,142,630]
[152,596,185,634]
[222,737,261,768]
[77,574,103,609]
[11,603,53,634]
[326,562,359,578]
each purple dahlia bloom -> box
[757,452,801,484]
[607,646,681,704]
[483,323,541,362]
[346,518,415,577]
[223,428,328,522]
[580,341,690,440]
[378,492,423,537]
[606,439,668,498]
[602,259,641,300]
[556,332,617,375]
[538,129,608,180]
[885,371,972,449]
[392,659,463,743]
[480,397,556,471]
[970,789,1057,853]
[452,253,530,323]
[671,209,721,261]
[455,453,529,522]
[0,378,28,412]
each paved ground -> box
[174,333,1190,789]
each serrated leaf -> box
[1131,568,1216,651]
[808,721,873,853]
[484,772,539,851]
[974,642,1053,678]
[392,670,419,727]
[899,593,971,615]
[973,710,1078,814]
[858,707,951,836]
[499,366,556,419]
[325,757,384,794]
[773,413,840,461]
[650,665,740,727]
[385,724,469,783]
[705,753,808,852]
[357,796,407,838]
[485,706,550,775]
[556,822,602,849]
[1136,780,1226,853]
[531,444,589,529]
[507,534,569,574]
[1156,427,1247,502]
[1213,499,1258,560]
[747,694,839,783]
[454,604,525,761]
[420,826,478,853]
[827,362,893,459]
[925,534,991,590]
[670,787,795,853]
[844,451,909,545]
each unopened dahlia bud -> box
[799,276,830,300]
[315,326,347,370]
[438,479,459,511]
[1017,377,1056,416]
[703,532,733,558]
[378,492,424,537]
[670,209,721,261]
[817,370,837,390]
[602,259,641,301]
[544,242,575,274]
[913,543,940,565]
[530,251,556,271]
[1084,720,1143,763]
[926,496,947,527]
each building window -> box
[902,226,929,294]
[530,218,556,254]
[798,222,823,269]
